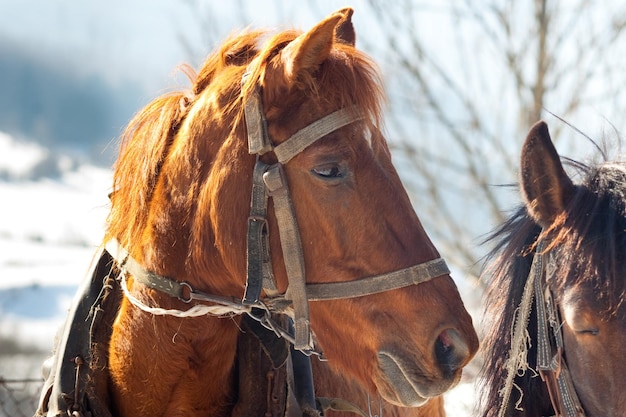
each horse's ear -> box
[334,7,356,46]
[280,9,346,82]
[520,121,575,227]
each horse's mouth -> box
[376,350,458,407]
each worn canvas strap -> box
[105,239,249,314]
[242,76,365,351]
[274,106,364,164]
[243,74,364,159]
[535,257,585,417]
[305,258,449,301]
[263,164,313,350]
[107,72,453,354]
[498,238,585,417]
[244,83,271,155]
[244,160,273,305]
[497,240,544,417]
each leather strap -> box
[241,77,400,352]
[497,240,545,417]
[242,80,364,351]
[535,254,585,417]
[273,106,364,164]
[107,237,449,308]
[498,237,585,417]
[305,258,449,301]
[244,159,273,304]
[105,239,248,312]
[105,239,181,299]
[36,247,115,417]
[263,164,313,351]
[108,73,453,355]
[243,80,272,155]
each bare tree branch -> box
[179,0,626,283]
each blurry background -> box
[1,1,626,416]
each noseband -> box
[498,237,585,417]
[105,70,450,355]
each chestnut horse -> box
[99,8,477,417]
[479,122,626,417]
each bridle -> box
[37,59,454,417]
[498,237,585,417]
[104,68,451,355]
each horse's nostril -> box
[435,328,470,375]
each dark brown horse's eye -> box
[575,328,599,336]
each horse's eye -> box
[312,164,344,179]
[563,300,601,337]
[575,328,599,336]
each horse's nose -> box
[434,328,471,376]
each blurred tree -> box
[356,0,626,282]
[180,0,626,283]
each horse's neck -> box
[108,293,242,417]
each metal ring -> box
[179,281,194,303]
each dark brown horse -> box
[479,121,626,417]
[93,8,478,417]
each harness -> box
[34,70,452,417]
[36,247,119,417]
[498,238,585,417]
[240,73,449,352]
[104,71,450,356]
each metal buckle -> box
[245,303,325,359]
[179,281,193,303]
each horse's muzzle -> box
[376,328,471,407]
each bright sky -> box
[0,0,373,95]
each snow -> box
[0,132,48,178]
[0,133,110,351]
[0,131,480,416]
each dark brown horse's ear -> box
[334,7,356,46]
[520,121,575,227]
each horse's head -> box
[109,8,478,410]
[227,9,479,406]
[519,121,626,416]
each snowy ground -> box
[0,131,482,416]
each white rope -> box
[120,272,252,318]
